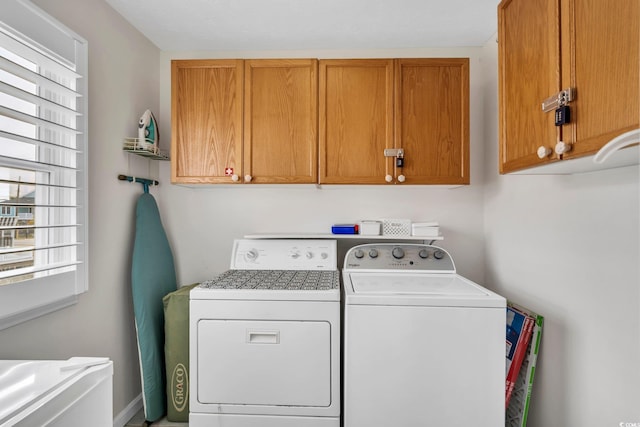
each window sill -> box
[0,295,77,331]
[0,271,82,331]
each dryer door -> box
[196,319,331,407]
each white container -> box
[359,221,381,236]
[411,222,440,237]
[381,219,411,236]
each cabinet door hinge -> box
[541,88,574,112]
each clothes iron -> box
[138,109,159,148]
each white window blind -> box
[0,0,88,329]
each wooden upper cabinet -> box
[395,59,469,184]
[244,59,318,183]
[319,59,394,184]
[172,57,473,185]
[498,0,639,173]
[171,59,244,184]
[562,0,639,159]
[319,58,469,185]
[498,0,561,173]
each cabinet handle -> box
[244,174,252,183]
[554,141,572,156]
[397,174,406,183]
[385,174,393,183]
[537,146,552,159]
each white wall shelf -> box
[244,233,443,241]
[123,138,169,161]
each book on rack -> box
[506,303,544,427]
[505,302,534,408]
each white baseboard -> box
[113,394,143,427]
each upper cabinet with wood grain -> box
[498,0,639,174]
[319,58,469,185]
[171,59,317,184]
[171,59,243,184]
[318,59,394,184]
[244,59,318,184]
[172,57,470,185]
[395,59,469,184]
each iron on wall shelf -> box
[123,138,169,161]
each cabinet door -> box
[171,60,243,184]
[244,59,318,184]
[498,0,562,173]
[562,0,639,158]
[319,59,394,184]
[395,59,469,184]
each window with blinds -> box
[0,0,88,329]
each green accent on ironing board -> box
[131,193,177,422]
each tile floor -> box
[125,408,188,426]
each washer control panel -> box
[344,243,455,272]
[231,239,337,270]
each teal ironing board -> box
[131,191,177,422]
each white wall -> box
[0,0,161,418]
[482,34,640,426]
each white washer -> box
[190,239,340,427]
[343,243,506,427]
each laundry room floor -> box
[125,409,187,426]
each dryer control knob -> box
[418,249,429,259]
[305,251,314,259]
[368,249,379,258]
[433,250,445,260]
[392,247,405,259]
[245,249,259,261]
[385,174,393,183]
[354,249,365,259]
[289,250,301,259]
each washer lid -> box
[345,272,505,308]
[351,273,486,295]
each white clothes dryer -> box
[343,243,506,427]
[190,239,340,427]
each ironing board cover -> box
[131,193,177,422]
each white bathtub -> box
[0,357,113,427]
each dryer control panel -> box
[344,243,455,272]
[231,239,338,271]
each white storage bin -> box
[359,221,382,236]
[411,222,440,237]
[381,219,411,236]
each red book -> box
[505,305,534,408]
